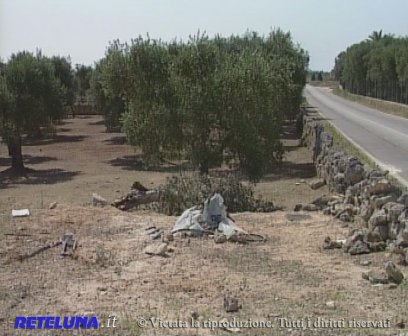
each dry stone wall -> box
[301,112,408,256]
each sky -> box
[1,0,407,71]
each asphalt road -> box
[304,85,408,186]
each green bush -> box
[151,174,279,216]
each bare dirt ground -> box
[1,116,407,336]
[0,116,325,210]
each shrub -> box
[151,174,279,216]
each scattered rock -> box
[219,318,241,333]
[366,178,392,195]
[339,212,352,223]
[360,260,372,266]
[368,241,386,253]
[344,161,365,185]
[323,207,331,215]
[285,213,311,221]
[368,210,388,229]
[362,271,389,284]
[397,193,408,207]
[349,240,370,255]
[366,169,383,179]
[396,319,406,329]
[325,301,336,309]
[309,179,325,190]
[302,204,319,212]
[214,233,227,244]
[366,230,383,243]
[396,227,408,247]
[344,230,367,253]
[144,243,168,256]
[405,249,408,265]
[385,261,404,284]
[312,194,343,207]
[165,233,174,242]
[323,236,343,250]
[49,202,57,210]
[374,195,395,209]
[389,222,401,240]
[373,225,389,241]
[359,203,373,222]
[224,294,240,313]
[388,203,405,222]
[92,193,108,207]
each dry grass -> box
[1,205,407,335]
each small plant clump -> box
[95,245,116,268]
[150,174,280,216]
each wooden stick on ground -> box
[18,241,62,262]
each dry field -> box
[1,116,407,336]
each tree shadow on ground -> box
[280,124,301,140]
[108,155,193,173]
[283,145,302,153]
[23,135,87,146]
[0,155,58,167]
[57,127,72,133]
[0,168,80,187]
[104,136,127,145]
[88,119,105,126]
[262,161,316,182]
[54,120,72,126]
[73,115,94,120]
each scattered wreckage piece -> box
[18,241,62,262]
[12,209,30,217]
[224,294,240,313]
[60,234,77,257]
[146,226,162,240]
[172,194,266,244]
[112,182,159,211]
[17,234,77,261]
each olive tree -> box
[0,51,67,173]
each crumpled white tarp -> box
[203,193,227,229]
[172,206,205,235]
[172,193,242,239]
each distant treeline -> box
[333,31,408,104]
[308,71,331,82]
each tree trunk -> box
[198,160,209,175]
[9,136,25,173]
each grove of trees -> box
[333,30,408,104]
[91,30,309,180]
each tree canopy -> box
[92,30,309,180]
